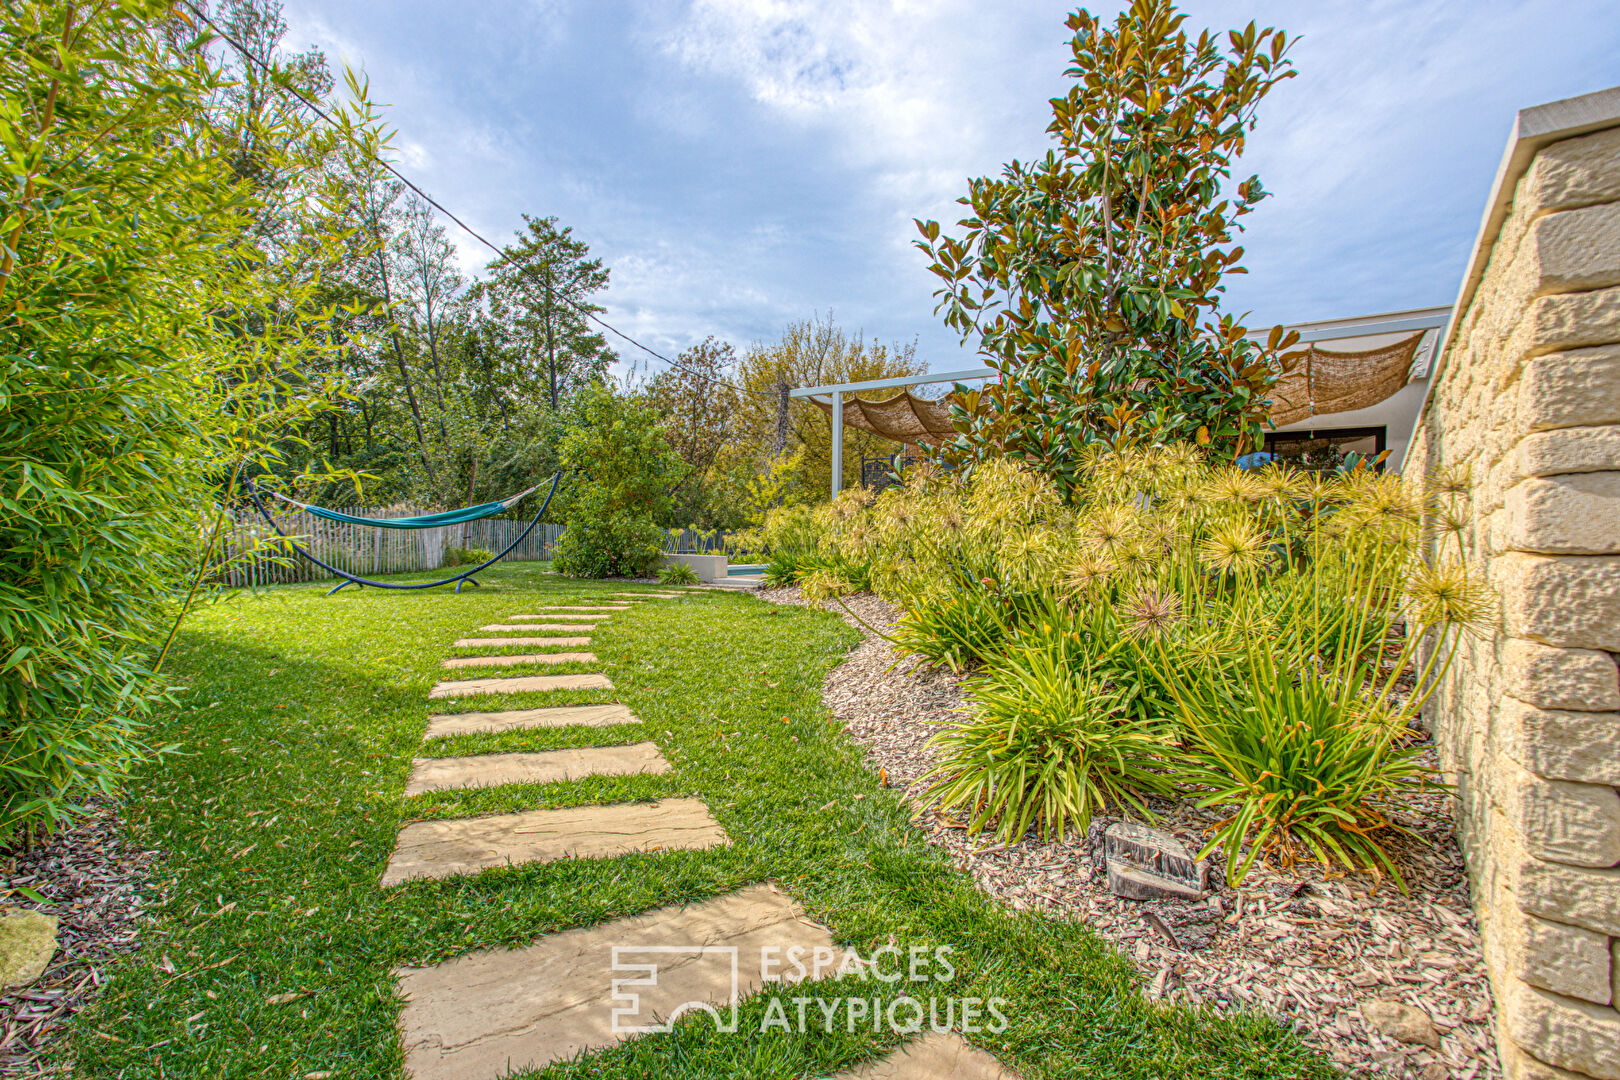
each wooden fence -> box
[216,503,564,588]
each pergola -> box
[789,307,1453,499]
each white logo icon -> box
[609,945,740,1034]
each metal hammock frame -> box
[243,471,562,596]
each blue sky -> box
[284,0,1620,379]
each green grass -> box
[62,566,1338,1079]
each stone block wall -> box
[1407,116,1620,1079]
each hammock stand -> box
[243,471,563,596]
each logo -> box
[610,945,741,1035]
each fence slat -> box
[216,502,561,586]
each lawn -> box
[63,564,1337,1079]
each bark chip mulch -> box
[761,585,1500,1080]
[0,804,158,1078]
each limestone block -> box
[1521,287,1620,360]
[1497,697,1620,785]
[1497,553,1620,651]
[1521,346,1620,432]
[1533,202,1620,294]
[1501,640,1620,712]
[1520,426,1620,477]
[1501,1038,1610,1080]
[440,653,598,670]
[1505,760,1620,867]
[1518,860,1620,937]
[1504,908,1615,1004]
[427,674,613,700]
[1504,474,1620,555]
[0,911,57,988]
[1502,979,1620,1080]
[1525,126,1620,214]
[423,704,639,739]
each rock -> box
[0,909,58,988]
[1104,822,1209,901]
[1360,999,1442,1050]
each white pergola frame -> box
[789,307,1453,499]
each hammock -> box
[244,472,562,596]
[266,479,546,530]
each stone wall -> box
[1406,106,1620,1079]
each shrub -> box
[889,587,1012,673]
[658,562,700,586]
[0,3,363,839]
[553,386,682,579]
[922,644,1173,844]
[553,489,666,579]
[442,545,495,568]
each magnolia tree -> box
[917,1,1304,493]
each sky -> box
[281,0,1620,380]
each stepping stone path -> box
[505,612,611,621]
[612,591,684,599]
[381,798,726,886]
[440,652,597,670]
[479,623,596,632]
[429,673,612,699]
[395,884,842,1080]
[403,743,670,795]
[385,595,1015,1079]
[453,636,590,648]
[423,704,638,738]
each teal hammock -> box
[267,479,547,531]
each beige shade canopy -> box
[1267,331,1427,427]
[807,389,958,446]
[807,330,1427,445]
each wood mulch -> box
[761,585,1500,1080]
[0,804,158,1078]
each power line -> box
[177,0,770,400]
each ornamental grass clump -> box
[824,440,1494,886]
[922,633,1173,844]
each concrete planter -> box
[662,553,727,582]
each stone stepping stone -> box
[441,652,597,670]
[380,798,728,887]
[534,606,629,612]
[453,637,590,648]
[611,592,683,599]
[480,623,598,633]
[395,883,844,1080]
[423,704,639,739]
[428,674,612,700]
[506,613,610,621]
[831,1032,1019,1079]
[403,742,669,795]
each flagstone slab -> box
[611,592,683,599]
[506,613,610,621]
[380,798,728,887]
[423,704,639,739]
[480,624,599,633]
[404,742,668,796]
[534,606,630,612]
[440,653,597,670]
[428,674,612,700]
[830,1032,1020,1079]
[453,637,590,648]
[395,883,843,1080]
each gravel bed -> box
[760,585,1500,1080]
[0,804,158,1077]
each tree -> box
[480,215,615,411]
[721,314,924,504]
[642,338,743,528]
[917,1,1303,494]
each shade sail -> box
[1268,331,1427,427]
[807,390,958,446]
